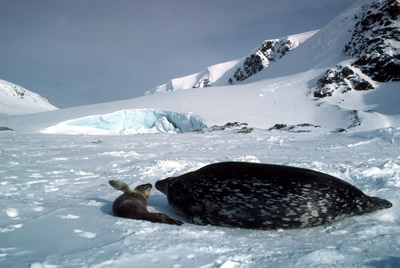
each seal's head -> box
[155,177,175,195]
[370,196,392,210]
[109,180,152,203]
[134,183,152,200]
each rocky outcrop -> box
[314,65,374,98]
[193,77,212,88]
[228,39,293,84]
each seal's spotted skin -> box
[156,162,392,229]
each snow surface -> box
[0,80,58,116]
[1,128,399,267]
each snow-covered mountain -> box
[145,30,318,95]
[0,79,58,116]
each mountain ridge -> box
[145,30,318,95]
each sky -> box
[0,0,355,108]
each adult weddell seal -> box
[155,162,392,229]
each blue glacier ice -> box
[59,109,206,135]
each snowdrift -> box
[42,109,206,135]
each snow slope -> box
[0,80,58,116]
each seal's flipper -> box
[109,180,132,193]
[143,212,184,226]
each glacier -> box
[42,109,206,135]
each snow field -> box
[1,127,399,267]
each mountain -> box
[145,30,318,95]
[0,79,58,116]
[314,0,399,98]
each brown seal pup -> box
[155,162,392,229]
[109,180,183,225]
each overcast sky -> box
[0,0,355,108]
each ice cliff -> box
[42,109,206,135]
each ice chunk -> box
[42,109,206,135]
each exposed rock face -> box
[344,0,400,82]
[193,77,212,88]
[7,83,27,99]
[228,39,293,84]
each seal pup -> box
[109,180,183,225]
[155,162,392,229]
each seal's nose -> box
[371,197,392,210]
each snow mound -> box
[42,109,206,135]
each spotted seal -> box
[109,180,183,225]
[155,162,392,229]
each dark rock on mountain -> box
[228,39,293,84]
[193,78,212,88]
[314,66,374,98]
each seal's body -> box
[109,180,183,225]
[155,162,392,229]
